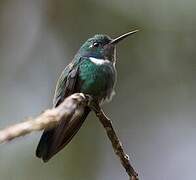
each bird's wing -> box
[36,58,90,162]
[53,62,75,107]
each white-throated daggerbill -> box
[36,30,139,162]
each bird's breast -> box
[78,58,116,101]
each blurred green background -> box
[0,0,196,180]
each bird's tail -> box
[36,107,90,162]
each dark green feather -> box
[36,59,90,162]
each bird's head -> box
[76,30,139,62]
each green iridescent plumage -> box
[79,57,116,101]
[36,30,138,162]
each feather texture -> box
[36,58,90,162]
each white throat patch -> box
[89,57,110,65]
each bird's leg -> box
[85,96,101,114]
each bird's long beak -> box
[110,29,139,45]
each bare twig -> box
[0,93,87,143]
[0,93,139,180]
[89,101,139,180]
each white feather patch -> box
[89,57,110,65]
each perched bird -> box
[36,30,138,162]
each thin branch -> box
[89,101,139,180]
[0,93,87,143]
[0,93,139,180]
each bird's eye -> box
[93,42,100,48]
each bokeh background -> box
[0,0,196,180]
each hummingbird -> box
[36,30,138,162]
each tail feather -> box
[36,107,90,162]
[36,129,55,158]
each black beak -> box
[110,29,139,45]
